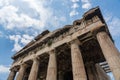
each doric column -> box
[7,69,16,80]
[97,32,120,80]
[28,57,40,80]
[71,39,87,80]
[46,50,57,80]
[16,63,28,80]
[86,62,99,80]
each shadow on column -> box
[23,60,32,80]
[37,53,49,80]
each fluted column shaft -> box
[16,64,27,80]
[71,40,87,80]
[46,50,57,80]
[7,69,16,80]
[97,32,120,80]
[86,62,99,80]
[28,57,39,80]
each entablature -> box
[12,18,105,68]
[12,7,112,65]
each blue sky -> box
[0,0,120,80]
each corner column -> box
[46,50,57,80]
[16,63,28,80]
[71,39,87,80]
[97,32,120,80]
[28,57,40,80]
[7,68,17,80]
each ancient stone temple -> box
[8,7,120,80]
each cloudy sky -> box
[0,0,120,80]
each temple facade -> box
[8,7,120,80]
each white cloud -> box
[22,0,53,29]
[12,41,23,52]
[9,34,34,52]
[0,0,69,33]
[104,13,112,23]
[82,2,91,9]
[71,0,79,2]
[9,35,21,42]
[81,0,92,9]
[9,35,22,52]
[70,0,80,17]
[107,17,120,36]
[21,34,34,45]
[70,10,79,17]
[0,0,57,31]
[81,0,89,3]
[71,3,79,9]
[104,12,120,37]
[0,4,45,30]
[0,31,3,37]
[0,65,10,73]
[0,0,11,7]
[0,0,70,52]
[50,16,67,28]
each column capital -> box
[32,54,40,61]
[96,31,107,37]
[10,67,18,72]
[20,63,28,69]
[69,39,81,46]
[48,49,55,55]
[96,31,113,41]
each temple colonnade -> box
[7,31,120,80]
